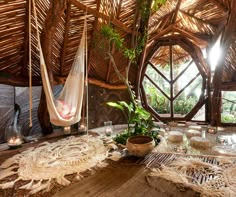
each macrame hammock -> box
[29,0,87,127]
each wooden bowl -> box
[126,136,155,157]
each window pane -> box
[149,46,170,81]
[173,61,199,97]
[221,91,236,123]
[143,77,170,117]
[145,64,170,97]
[172,45,191,80]
[173,76,202,117]
[142,43,205,121]
[192,104,205,121]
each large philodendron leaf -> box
[107,102,124,111]
[119,101,134,114]
[135,106,151,120]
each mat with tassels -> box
[142,152,236,196]
[0,135,110,195]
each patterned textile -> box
[0,135,107,194]
[146,153,236,196]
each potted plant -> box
[107,100,160,143]
[107,99,160,157]
[100,0,166,156]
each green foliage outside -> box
[145,86,198,115]
[221,114,236,123]
[144,60,200,116]
[221,92,236,123]
[174,96,197,115]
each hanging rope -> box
[85,9,88,135]
[28,0,33,127]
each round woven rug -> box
[0,135,107,194]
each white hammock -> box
[32,0,86,126]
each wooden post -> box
[38,0,67,134]
[211,0,236,126]
[136,0,153,98]
[170,45,173,118]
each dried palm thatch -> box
[0,0,234,86]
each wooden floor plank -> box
[54,159,199,197]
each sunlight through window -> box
[209,35,221,71]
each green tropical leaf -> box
[106,102,124,111]
[119,101,133,113]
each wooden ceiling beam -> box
[88,78,127,90]
[87,0,101,73]
[60,2,71,76]
[21,0,30,76]
[116,0,123,23]
[69,0,135,34]
[179,9,213,26]
[152,10,174,21]
[53,75,127,90]
[209,0,228,13]
[0,75,42,86]
[150,21,175,41]
[171,0,182,24]
[173,27,209,46]
[148,24,175,49]
[221,82,236,91]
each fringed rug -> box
[0,135,109,195]
[143,153,236,197]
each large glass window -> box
[141,44,205,121]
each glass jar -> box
[63,126,71,135]
[104,121,113,136]
[79,118,87,133]
[6,125,23,148]
[207,125,217,134]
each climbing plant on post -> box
[100,0,166,105]
[100,0,166,144]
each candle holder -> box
[207,126,217,134]
[104,121,113,136]
[79,123,86,133]
[216,135,228,145]
[78,117,87,133]
[6,125,23,148]
[173,145,187,154]
[63,126,71,135]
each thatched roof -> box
[0,0,235,86]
